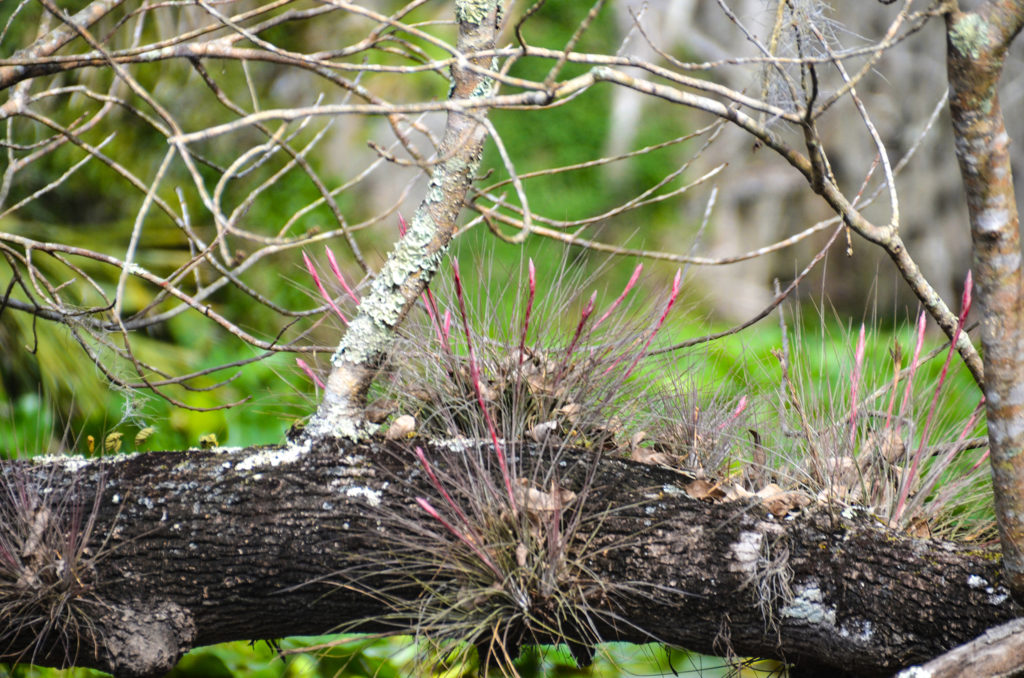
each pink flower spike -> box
[718,395,747,430]
[618,269,682,380]
[895,311,928,426]
[415,497,503,580]
[324,246,360,305]
[563,290,597,367]
[917,397,985,505]
[594,263,643,330]
[421,291,444,344]
[451,258,517,512]
[971,449,990,472]
[961,270,973,321]
[663,269,683,317]
[848,324,866,447]
[296,358,325,388]
[896,301,970,523]
[302,252,348,325]
[398,213,408,237]
[442,309,452,342]
[414,446,472,528]
[518,259,536,365]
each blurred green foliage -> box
[1,638,784,678]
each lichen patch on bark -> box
[781,583,837,627]
[344,485,383,507]
[949,14,990,60]
[729,530,763,575]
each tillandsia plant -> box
[763,273,991,543]
[299,234,728,465]
[0,461,110,666]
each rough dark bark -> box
[1,438,1016,678]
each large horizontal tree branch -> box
[1,438,1016,678]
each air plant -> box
[298,235,992,676]
[320,249,701,675]
[767,272,990,542]
[0,461,110,667]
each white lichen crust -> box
[455,0,497,25]
[235,438,309,472]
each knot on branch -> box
[99,600,195,678]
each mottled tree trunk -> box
[0,440,1015,678]
[306,0,502,440]
[946,2,1024,600]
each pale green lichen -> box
[950,14,989,60]
[313,0,500,441]
[470,58,500,99]
[455,0,497,25]
[304,394,380,440]
[330,183,449,368]
[781,583,836,626]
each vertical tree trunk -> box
[946,2,1024,598]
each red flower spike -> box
[420,287,449,350]
[594,263,643,330]
[302,251,348,325]
[414,446,473,529]
[619,269,682,380]
[398,213,408,237]
[895,272,975,522]
[562,290,596,369]
[961,270,973,318]
[518,259,536,366]
[451,259,518,512]
[415,497,503,580]
[718,395,748,430]
[296,358,325,389]
[324,246,360,305]
[848,324,866,448]
[895,311,928,428]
